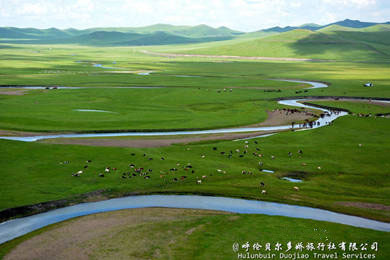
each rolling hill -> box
[74,24,243,38]
[0,19,389,51]
[0,27,72,39]
[0,24,241,46]
[179,26,390,61]
[261,19,390,33]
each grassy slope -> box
[179,29,318,58]
[178,28,390,61]
[317,25,358,32]
[1,208,389,259]
[361,24,390,32]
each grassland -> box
[0,87,287,132]
[309,100,390,114]
[2,43,389,132]
[1,115,389,222]
[0,44,389,213]
[1,39,390,258]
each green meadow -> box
[0,87,284,132]
[1,24,390,258]
[310,100,390,114]
[177,26,390,62]
[1,115,389,221]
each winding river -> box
[0,80,348,142]
[2,79,388,246]
[275,79,328,89]
[0,195,389,245]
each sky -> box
[0,0,389,32]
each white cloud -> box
[322,0,376,7]
[17,2,48,16]
[74,0,94,10]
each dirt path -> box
[2,108,315,147]
[40,131,278,148]
[335,202,390,211]
[0,130,68,137]
[141,50,318,62]
[39,109,315,147]
[249,109,315,127]
[0,89,27,95]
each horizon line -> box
[1,18,390,33]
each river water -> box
[0,80,348,142]
[0,195,389,245]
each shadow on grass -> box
[290,31,390,61]
[0,44,20,49]
[0,31,234,47]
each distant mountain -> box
[0,24,241,46]
[176,24,243,38]
[0,28,234,46]
[66,24,243,38]
[261,19,390,33]
[329,19,389,28]
[299,23,322,28]
[133,24,243,38]
[1,20,389,47]
[0,27,71,39]
[0,28,29,39]
[117,31,232,46]
[263,23,322,33]
[263,26,297,33]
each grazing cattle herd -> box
[270,108,339,128]
[67,138,313,194]
[64,105,370,195]
[64,98,384,197]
